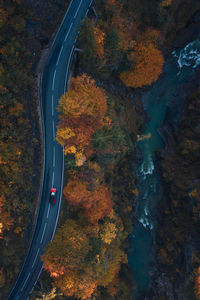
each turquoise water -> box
[129,37,200,299]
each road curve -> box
[7,0,92,299]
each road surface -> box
[7,0,92,299]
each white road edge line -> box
[51,95,54,116]
[64,46,74,91]
[51,0,74,48]
[52,171,55,187]
[53,146,55,167]
[74,0,83,19]
[22,0,95,292]
[16,295,19,300]
[52,69,56,91]
[40,223,47,244]
[52,146,64,240]
[53,119,55,140]
[47,205,50,219]
[64,22,73,42]
[20,273,30,292]
[33,264,43,290]
[56,45,64,66]
[32,248,40,268]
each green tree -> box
[78,17,98,72]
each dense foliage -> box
[42,73,140,299]
[2,0,200,298]
[43,214,127,299]
[120,42,164,87]
[0,0,39,295]
[79,0,200,87]
[78,4,164,86]
[155,89,200,298]
[35,0,200,298]
[0,0,68,297]
[64,177,113,224]
[57,74,109,162]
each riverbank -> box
[152,86,200,299]
[148,36,200,300]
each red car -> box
[49,188,56,204]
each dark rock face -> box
[158,119,177,155]
[153,273,175,300]
[172,9,200,50]
[157,67,200,154]
[149,13,200,300]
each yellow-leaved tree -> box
[57,74,108,163]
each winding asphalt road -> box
[7,0,92,299]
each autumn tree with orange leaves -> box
[42,219,97,299]
[42,213,127,299]
[120,42,164,88]
[58,74,107,120]
[42,220,90,276]
[63,177,113,224]
[57,74,108,164]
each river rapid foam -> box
[172,38,200,70]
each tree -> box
[57,74,108,158]
[78,18,98,71]
[106,275,119,297]
[120,42,164,88]
[56,127,75,146]
[42,219,98,299]
[92,125,128,151]
[100,221,117,244]
[93,242,127,287]
[42,213,127,299]
[94,26,105,59]
[104,28,120,64]
[58,74,107,121]
[63,179,113,224]
[160,0,172,7]
[42,220,91,276]
[111,14,138,52]
[54,272,97,300]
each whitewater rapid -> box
[172,39,200,70]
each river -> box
[129,36,200,299]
